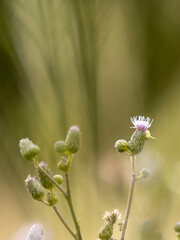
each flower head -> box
[103,209,121,224]
[131,116,153,131]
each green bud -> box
[128,130,146,155]
[140,168,150,179]
[57,156,69,172]
[98,222,113,240]
[37,162,54,189]
[19,138,40,161]
[175,222,180,233]
[177,233,180,238]
[54,174,63,185]
[115,139,128,153]
[54,140,67,153]
[65,126,81,154]
[25,175,44,201]
[47,191,58,206]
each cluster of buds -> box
[98,210,121,240]
[19,126,81,206]
[115,116,154,155]
[54,126,81,172]
[54,126,81,154]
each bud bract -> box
[19,138,40,161]
[128,130,146,155]
[65,126,81,154]
[37,162,54,189]
[54,174,63,185]
[47,191,58,206]
[115,139,128,153]
[54,140,67,153]
[25,175,44,201]
[145,130,156,140]
[57,156,69,172]
[175,222,180,233]
[26,224,43,240]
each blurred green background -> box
[1,0,180,239]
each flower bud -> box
[47,191,58,206]
[128,130,146,155]
[26,224,43,240]
[57,156,69,172]
[65,126,81,154]
[25,175,44,201]
[54,174,63,185]
[175,222,180,233]
[37,162,54,189]
[140,168,150,179]
[54,140,67,153]
[115,139,128,153]
[177,233,180,238]
[19,138,40,161]
[98,222,113,240]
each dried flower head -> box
[131,116,153,131]
[103,209,121,224]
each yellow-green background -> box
[0,0,180,239]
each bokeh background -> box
[1,0,180,239]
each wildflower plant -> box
[19,117,179,240]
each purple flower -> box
[130,116,153,131]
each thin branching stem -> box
[53,205,77,240]
[65,172,83,240]
[120,155,136,240]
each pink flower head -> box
[130,116,153,131]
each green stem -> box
[41,199,50,206]
[120,155,136,240]
[53,205,77,240]
[65,172,83,240]
[33,159,67,197]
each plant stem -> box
[53,205,77,240]
[65,172,83,240]
[120,155,136,240]
[33,159,67,197]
